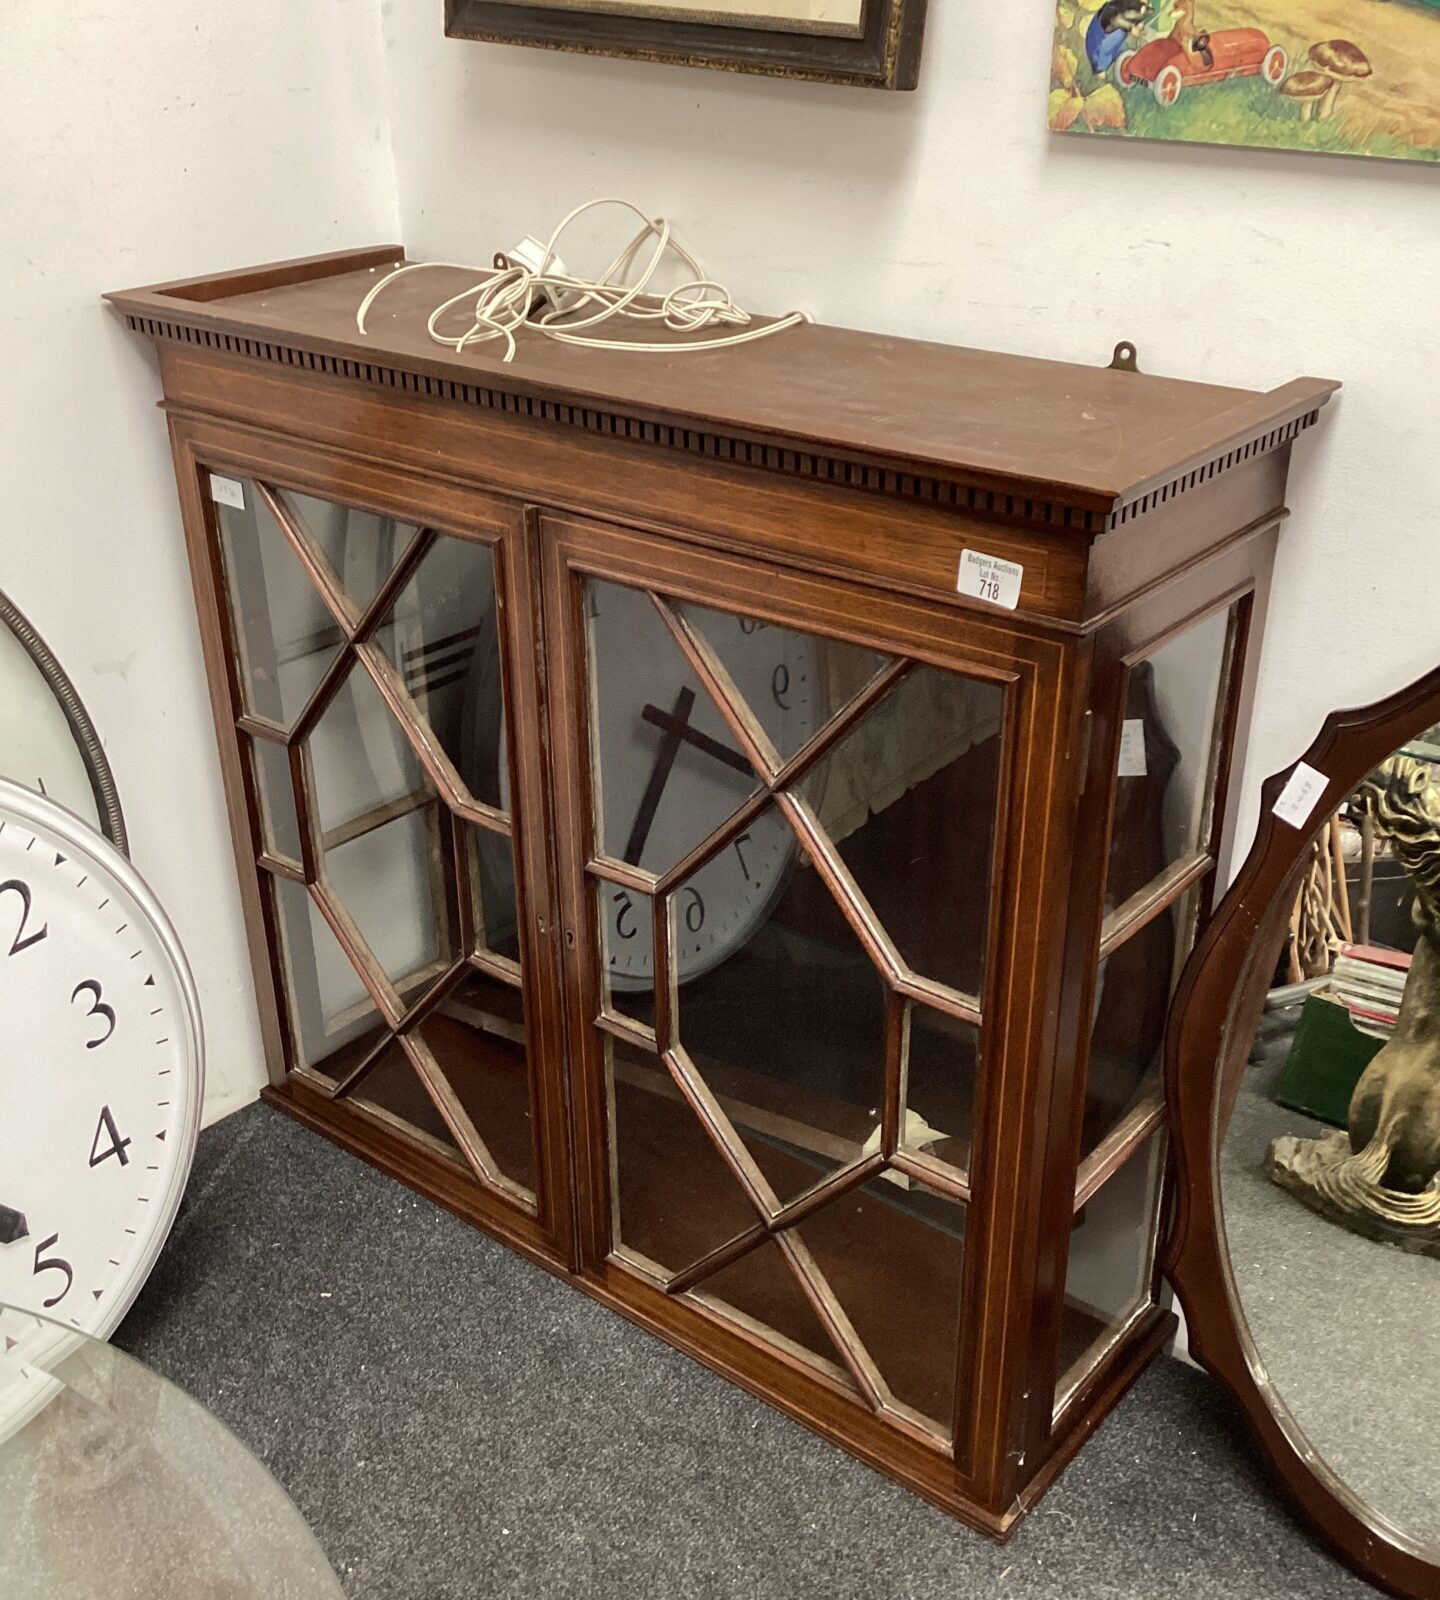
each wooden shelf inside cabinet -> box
[110,247,1337,1539]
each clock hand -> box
[640,704,752,776]
[0,1205,29,1246]
[623,686,697,867]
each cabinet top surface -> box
[108,246,1337,512]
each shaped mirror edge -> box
[1162,659,1440,1600]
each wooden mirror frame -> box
[1164,662,1440,1600]
[445,0,928,90]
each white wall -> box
[380,1,1440,860]
[3,1,1433,1131]
[0,2,399,1123]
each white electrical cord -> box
[355,197,809,364]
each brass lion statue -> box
[1269,755,1440,1255]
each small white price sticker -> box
[957,549,1023,611]
[209,474,246,511]
[1118,719,1148,778]
[1273,762,1329,829]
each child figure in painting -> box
[1085,0,1151,75]
[1167,0,1215,67]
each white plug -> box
[492,235,577,316]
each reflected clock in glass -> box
[588,583,821,989]
[0,590,126,853]
[0,780,202,1346]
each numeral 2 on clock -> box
[0,878,47,955]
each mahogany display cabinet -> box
[109,249,1336,1536]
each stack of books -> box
[1330,944,1413,1040]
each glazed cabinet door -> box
[167,419,572,1265]
[540,511,1075,1494]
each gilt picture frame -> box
[445,0,929,89]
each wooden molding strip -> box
[120,309,1324,536]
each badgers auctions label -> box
[957,549,1022,610]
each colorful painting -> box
[1049,0,1440,162]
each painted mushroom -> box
[1308,39,1372,118]
[1279,70,1333,121]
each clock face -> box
[0,781,201,1345]
[588,584,822,989]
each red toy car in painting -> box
[1116,28,1288,107]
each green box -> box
[1275,992,1386,1128]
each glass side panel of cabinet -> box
[1102,603,1238,917]
[1082,602,1238,1172]
[1080,893,1197,1161]
[1056,1130,1167,1419]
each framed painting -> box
[1049,0,1440,162]
[444,0,929,88]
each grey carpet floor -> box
[1221,1080,1438,1546]
[114,1103,1376,1600]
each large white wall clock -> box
[0,590,127,854]
[0,779,202,1352]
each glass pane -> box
[270,874,388,1081]
[273,488,416,615]
[793,1174,966,1431]
[597,880,658,1032]
[250,737,302,864]
[694,1240,847,1376]
[672,809,889,1203]
[348,1039,464,1160]
[904,1003,980,1176]
[370,534,508,811]
[805,665,1003,1000]
[586,579,762,873]
[1104,605,1237,915]
[1057,1130,1166,1415]
[309,660,429,834]
[1081,896,1194,1161]
[325,813,456,1000]
[609,1035,761,1272]
[216,482,343,728]
[673,598,891,766]
[469,825,519,964]
[308,664,458,998]
[422,968,535,1193]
